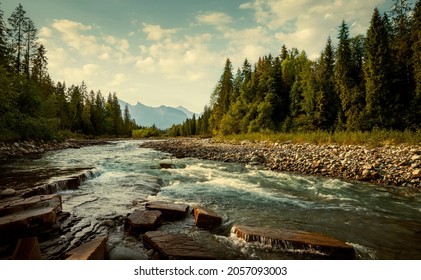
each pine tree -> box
[22,17,37,79]
[389,0,415,128]
[315,37,338,130]
[8,3,26,74]
[335,20,354,129]
[364,9,394,129]
[209,58,233,134]
[0,3,10,68]
[31,44,47,83]
[410,0,421,128]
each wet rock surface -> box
[143,230,215,260]
[232,224,355,259]
[140,138,421,188]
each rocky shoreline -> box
[140,138,421,189]
[0,139,112,162]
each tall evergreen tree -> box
[31,44,47,84]
[22,17,37,79]
[410,0,421,128]
[389,0,415,128]
[364,9,394,129]
[209,58,233,133]
[315,37,338,130]
[8,3,26,74]
[0,2,10,68]
[335,20,354,129]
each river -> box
[2,140,421,259]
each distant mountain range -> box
[118,100,197,129]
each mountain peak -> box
[119,99,191,129]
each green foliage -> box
[132,125,162,138]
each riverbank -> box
[140,138,421,188]
[0,139,113,162]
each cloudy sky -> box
[2,0,406,113]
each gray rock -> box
[108,246,148,260]
[0,188,17,197]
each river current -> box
[3,140,421,259]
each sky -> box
[1,0,410,113]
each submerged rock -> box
[108,246,148,260]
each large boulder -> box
[194,206,222,229]
[143,230,214,260]
[232,224,355,259]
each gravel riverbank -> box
[140,138,421,188]
[0,139,112,162]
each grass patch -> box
[216,129,421,146]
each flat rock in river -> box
[232,224,355,259]
[143,230,214,260]
[194,206,222,229]
[0,207,59,239]
[65,235,107,260]
[126,209,162,233]
[0,194,62,216]
[145,201,189,220]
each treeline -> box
[0,3,136,141]
[173,1,421,137]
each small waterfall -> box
[21,168,102,197]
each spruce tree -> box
[410,0,421,128]
[335,20,353,129]
[316,37,338,130]
[209,58,233,133]
[0,3,10,68]
[364,9,394,129]
[8,3,26,74]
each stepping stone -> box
[194,206,222,229]
[0,207,59,239]
[143,231,214,260]
[0,194,62,216]
[232,224,355,259]
[145,201,189,220]
[126,209,162,233]
[65,236,107,260]
[12,237,42,260]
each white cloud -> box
[107,73,128,87]
[240,0,384,58]
[196,12,233,27]
[142,23,178,41]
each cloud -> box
[240,0,384,58]
[107,73,128,87]
[142,23,178,41]
[196,11,233,27]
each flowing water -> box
[2,140,421,259]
